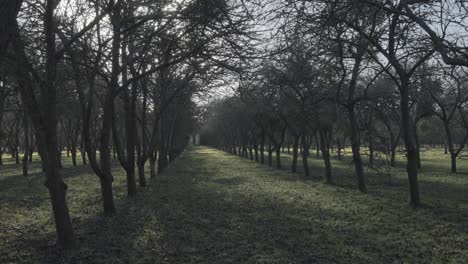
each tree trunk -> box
[368,138,374,167]
[135,129,146,187]
[99,175,116,216]
[15,137,20,164]
[390,147,396,167]
[28,145,33,162]
[80,136,87,165]
[137,77,149,186]
[314,132,320,158]
[22,109,29,176]
[268,149,273,167]
[158,145,168,173]
[349,109,366,193]
[301,135,310,178]
[275,146,281,169]
[45,173,75,248]
[319,129,333,184]
[71,145,77,167]
[58,146,64,168]
[97,21,119,213]
[291,135,299,173]
[336,138,342,160]
[260,130,265,164]
[123,81,138,196]
[253,142,259,162]
[43,0,76,246]
[137,160,146,186]
[414,125,422,169]
[444,123,457,173]
[99,98,117,216]
[401,84,420,208]
[150,151,157,178]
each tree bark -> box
[291,135,299,173]
[275,146,281,169]
[319,129,333,184]
[443,122,457,173]
[260,129,265,164]
[253,142,259,162]
[349,109,366,193]
[71,145,77,167]
[301,134,310,178]
[401,82,420,208]
[414,124,422,169]
[267,148,273,167]
[22,109,29,177]
[149,151,157,178]
[11,2,75,247]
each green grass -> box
[0,147,467,263]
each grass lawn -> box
[0,146,467,263]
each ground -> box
[0,146,467,263]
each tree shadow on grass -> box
[2,166,165,263]
[0,163,102,211]
[231,149,468,228]
[143,148,468,263]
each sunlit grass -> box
[184,147,468,263]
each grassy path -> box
[1,146,468,263]
[153,146,468,263]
